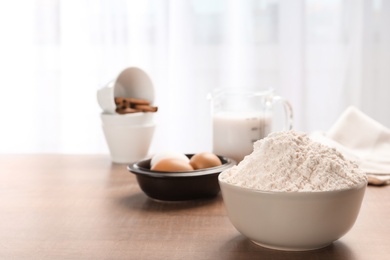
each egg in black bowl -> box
[128,154,236,201]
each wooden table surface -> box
[0,155,389,260]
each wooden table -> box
[0,155,389,260]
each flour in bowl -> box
[219,131,367,192]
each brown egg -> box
[189,152,222,170]
[151,158,194,172]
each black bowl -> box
[128,154,236,201]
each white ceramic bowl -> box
[219,178,367,251]
[100,112,154,126]
[102,124,156,164]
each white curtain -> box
[0,0,389,154]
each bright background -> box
[0,0,389,154]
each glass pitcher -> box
[209,88,293,163]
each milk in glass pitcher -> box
[209,89,293,163]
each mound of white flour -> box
[219,131,367,192]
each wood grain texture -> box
[0,155,389,260]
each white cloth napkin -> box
[310,106,390,184]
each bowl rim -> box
[102,123,156,128]
[128,154,236,178]
[101,112,153,117]
[219,176,368,195]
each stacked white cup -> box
[97,67,156,164]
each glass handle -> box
[272,96,293,130]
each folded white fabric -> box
[310,106,390,175]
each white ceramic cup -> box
[97,82,116,114]
[102,123,156,164]
[97,67,155,114]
